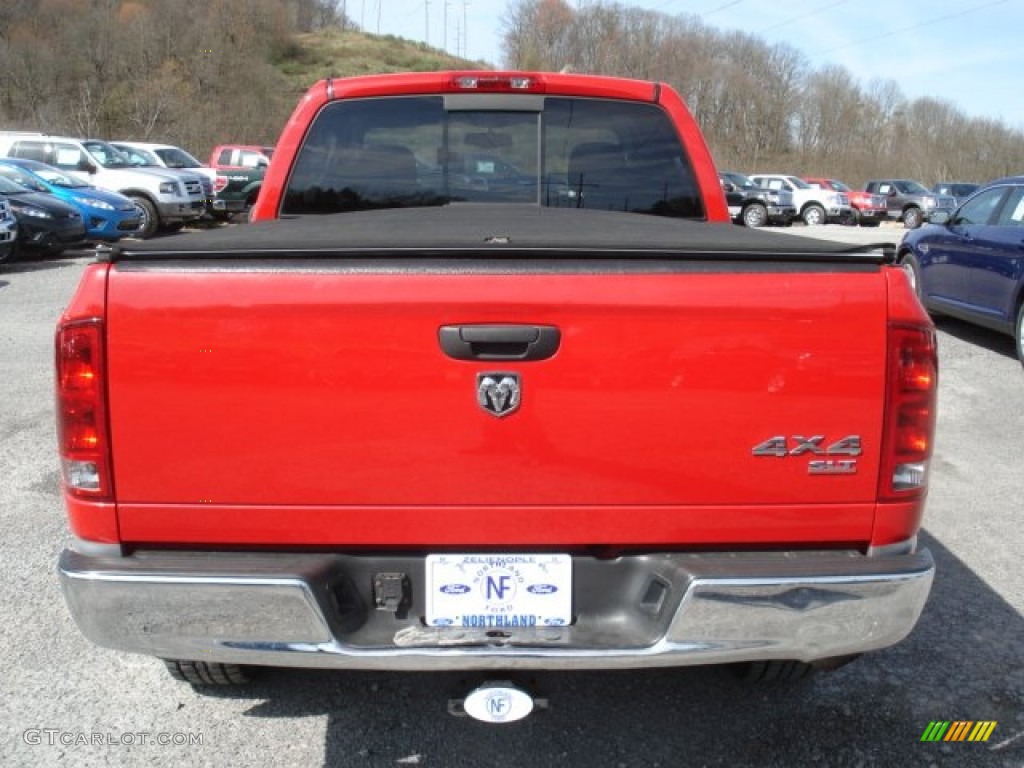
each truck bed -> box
[103,208,892,548]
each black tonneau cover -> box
[110,206,894,263]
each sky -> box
[365,0,1024,129]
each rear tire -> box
[900,252,923,299]
[902,251,945,318]
[163,659,252,686]
[1015,302,1024,368]
[732,660,815,683]
[741,203,768,228]
[902,207,923,229]
[802,204,826,226]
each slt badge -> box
[477,373,521,417]
[752,434,862,475]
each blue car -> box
[0,158,140,242]
[898,176,1024,365]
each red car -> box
[208,144,274,170]
[804,177,887,227]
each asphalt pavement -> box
[0,230,1021,767]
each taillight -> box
[448,74,544,92]
[878,324,937,500]
[213,175,228,193]
[56,319,112,500]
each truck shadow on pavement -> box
[212,531,1022,767]
[935,316,1019,361]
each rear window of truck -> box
[281,96,704,219]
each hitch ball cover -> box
[462,682,534,724]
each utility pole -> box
[463,0,469,59]
[425,0,430,45]
[444,0,449,53]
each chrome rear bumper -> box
[59,547,933,671]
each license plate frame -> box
[424,553,572,629]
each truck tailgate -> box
[105,264,887,545]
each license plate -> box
[425,554,572,628]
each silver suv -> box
[111,142,216,219]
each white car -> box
[111,141,217,185]
[751,173,853,226]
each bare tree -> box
[0,0,1019,188]
[499,0,1023,186]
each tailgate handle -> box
[439,324,561,361]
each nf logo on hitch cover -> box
[461,683,534,723]
[477,373,521,417]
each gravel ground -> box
[0,233,1020,768]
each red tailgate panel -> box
[106,267,886,543]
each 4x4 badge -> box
[477,373,521,417]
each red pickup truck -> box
[803,177,888,227]
[57,72,936,722]
[207,144,274,219]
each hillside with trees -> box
[0,0,479,161]
[0,0,1019,187]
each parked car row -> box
[0,133,278,265]
[718,172,978,230]
[113,142,271,221]
[718,172,796,228]
[0,160,138,243]
[717,167,1021,365]
[718,172,853,227]
[0,133,209,240]
[0,170,86,261]
[804,178,887,227]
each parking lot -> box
[1,230,1021,767]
